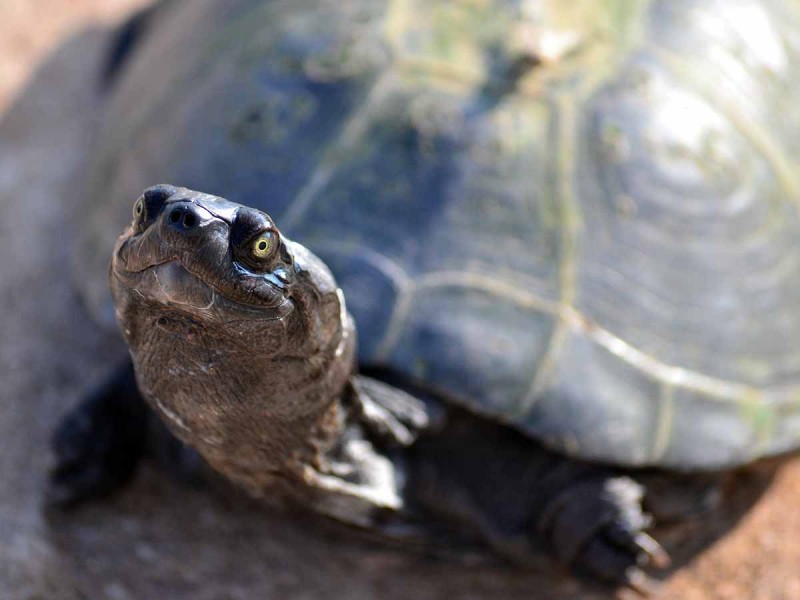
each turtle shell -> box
[78,0,800,469]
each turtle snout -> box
[164,202,212,233]
[117,191,224,276]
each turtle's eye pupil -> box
[251,231,275,259]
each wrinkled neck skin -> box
[112,239,356,498]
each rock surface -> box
[0,4,799,600]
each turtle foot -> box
[46,362,147,507]
[539,476,669,596]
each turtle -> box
[49,0,800,594]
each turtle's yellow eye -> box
[251,231,275,259]
[133,198,144,222]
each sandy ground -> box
[1,2,799,599]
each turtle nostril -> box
[167,205,202,230]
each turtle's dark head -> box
[111,185,344,353]
[109,186,355,472]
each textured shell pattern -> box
[79,0,800,469]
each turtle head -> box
[109,186,355,474]
[111,185,345,353]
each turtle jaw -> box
[113,259,218,312]
[110,244,295,325]
[110,241,293,320]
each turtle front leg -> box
[47,360,148,506]
[299,375,442,529]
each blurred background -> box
[0,1,150,113]
[0,1,799,599]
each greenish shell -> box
[79,0,800,469]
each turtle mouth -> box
[112,246,294,320]
[129,260,219,311]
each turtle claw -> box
[48,416,108,508]
[538,475,669,595]
[576,533,662,595]
[47,399,141,507]
[632,532,670,569]
[606,526,670,570]
[46,363,147,507]
[349,375,439,447]
[616,569,661,599]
